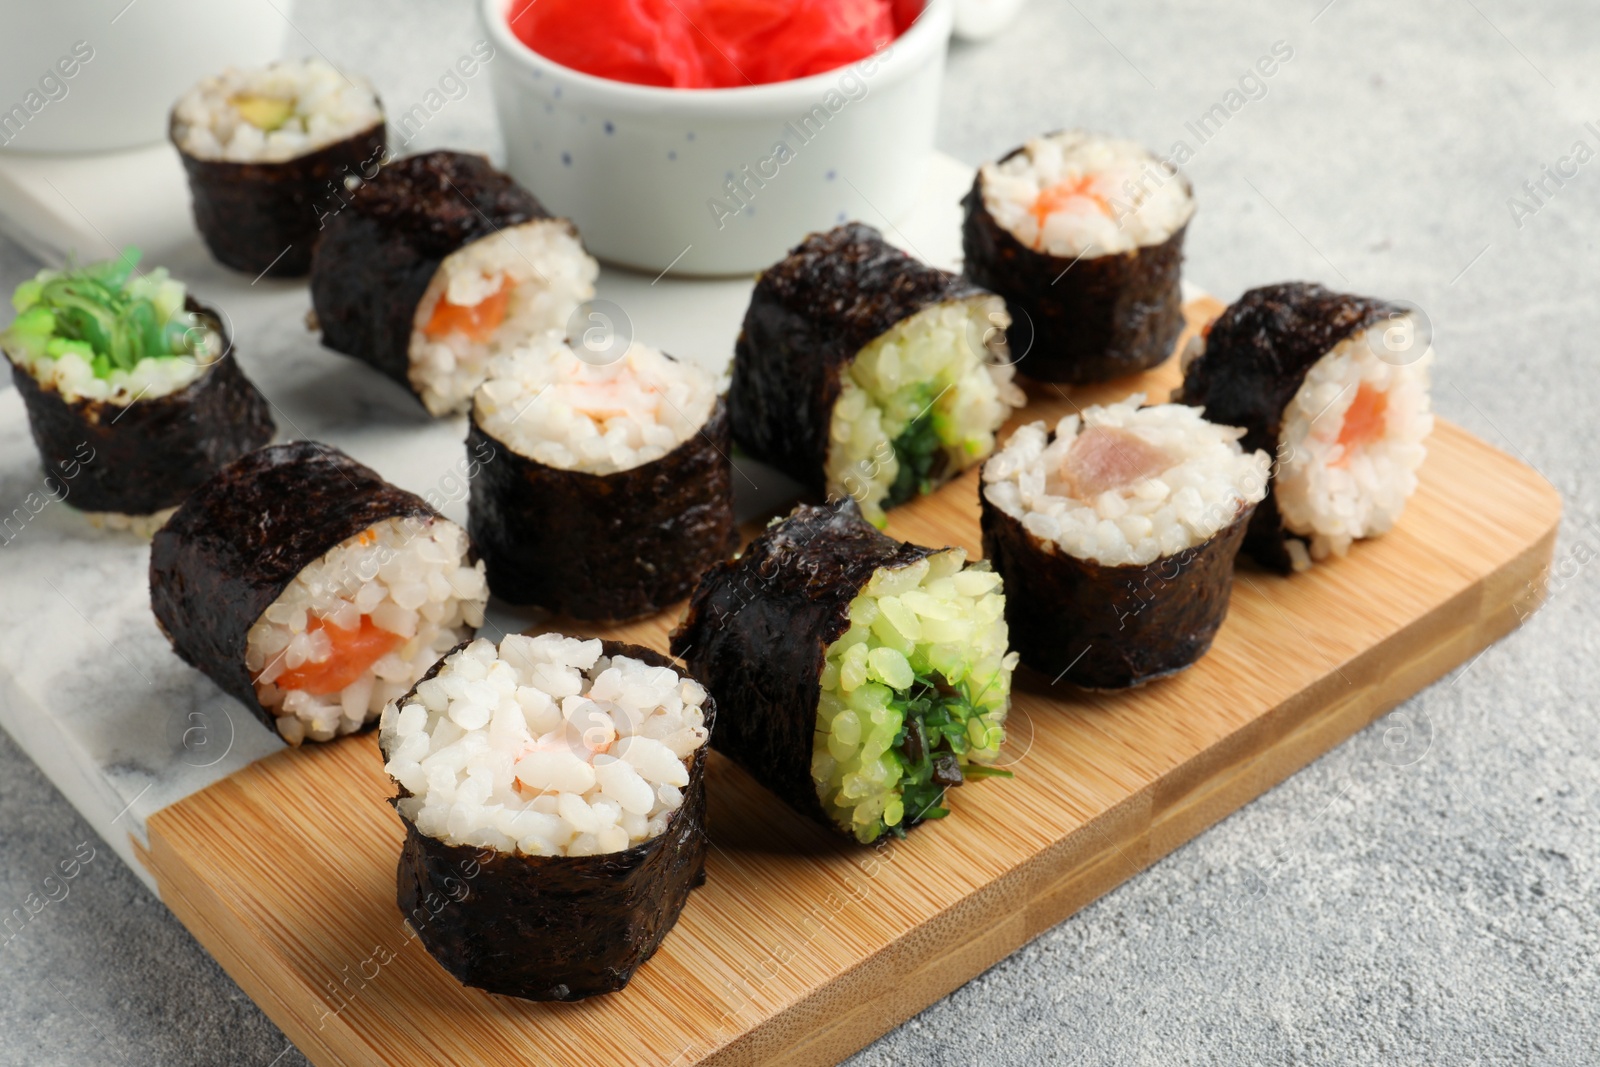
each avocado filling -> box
[825,297,1023,527]
[230,93,297,132]
[812,549,1016,843]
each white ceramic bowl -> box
[0,0,289,155]
[479,0,954,276]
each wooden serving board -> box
[135,299,1561,1066]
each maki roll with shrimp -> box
[171,58,387,277]
[671,498,1015,844]
[963,131,1194,384]
[729,223,1023,527]
[980,397,1268,688]
[1174,282,1434,573]
[468,335,735,621]
[150,442,488,744]
[1,249,274,535]
[310,150,598,415]
[380,633,712,1000]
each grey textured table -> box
[3,1,1597,1064]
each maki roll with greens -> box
[729,223,1023,527]
[380,633,712,1000]
[1,249,274,534]
[468,334,736,621]
[171,58,387,277]
[671,499,1016,844]
[963,131,1194,384]
[1174,283,1434,573]
[310,151,598,415]
[150,442,488,744]
[981,397,1268,688]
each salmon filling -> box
[275,615,404,696]
[246,515,489,744]
[1334,382,1388,464]
[423,275,512,343]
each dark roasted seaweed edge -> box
[466,392,738,620]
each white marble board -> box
[0,150,1012,891]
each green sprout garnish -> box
[885,408,948,509]
[885,673,1010,835]
[2,248,204,379]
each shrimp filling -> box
[247,516,489,745]
[979,130,1195,258]
[380,634,710,857]
[474,333,720,475]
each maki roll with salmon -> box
[150,442,488,744]
[980,397,1268,688]
[468,334,735,620]
[171,58,387,277]
[1174,282,1434,573]
[380,633,712,1000]
[672,498,1016,844]
[310,150,598,415]
[1,249,274,535]
[729,223,1023,527]
[963,131,1194,383]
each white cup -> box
[0,0,290,155]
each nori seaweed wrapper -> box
[466,395,737,621]
[728,222,991,497]
[393,641,712,1001]
[961,143,1190,384]
[173,119,387,278]
[980,487,1254,689]
[1173,282,1400,573]
[149,441,445,734]
[5,299,274,516]
[670,497,939,835]
[309,151,556,401]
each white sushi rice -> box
[85,506,179,539]
[980,131,1195,258]
[409,222,599,416]
[1274,318,1435,564]
[171,58,382,163]
[247,516,488,745]
[826,296,1024,526]
[983,396,1270,567]
[13,344,216,406]
[380,634,710,857]
[475,333,719,475]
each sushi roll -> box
[468,334,736,621]
[729,223,1023,527]
[980,397,1268,689]
[310,151,599,416]
[150,442,488,745]
[1174,282,1434,573]
[1,249,274,535]
[380,633,713,1000]
[171,58,387,278]
[962,131,1194,384]
[671,498,1015,844]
